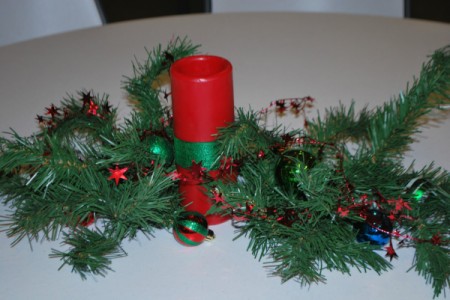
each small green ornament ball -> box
[406,178,430,202]
[173,211,210,247]
[275,149,316,195]
[148,135,174,165]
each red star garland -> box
[260,96,315,116]
[162,51,175,67]
[170,158,239,185]
[290,101,301,114]
[385,239,398,261]
[46,119,55,130]
[208,157,239,182]
[159,115,173,128]
[79,212,95,227]
[170,161,207,184]
[230,202,253,222]
[108,165,129,185]
[141,165,155,177]
[337,206,350,217]
[167,170,182,181]
[388,197,412,213]
[430,233,442,246]
[162,89,171,101]
[189,161,206,180]
[281,133,294,145]
[275,99,287,114]
[102,102,112,115]
[63,107,70,118]
[45,104,60,118]
[81,91,93,108]
[333,190,446,252]
[87,100,99,116]
[276,209,300,227]
[257,150,266,159]
[36,115,45,124]
[211,189,226,204]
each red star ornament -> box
[385,241,398,261]
[290,101,302,115]
[211,189,225,204]
[45,104,60,118]
[81,91,93,107]
[431,233,442,245]
[388,197,412,213]
[337,206,350,217]
[208,156,239,182]
[36,115,45,124]
[79,212,95,227]
[189,161,206,180]
[87,100,99,116]
[108,165,129,185]
[275,99,287,114]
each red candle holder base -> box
[179,184,230,225]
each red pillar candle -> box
[170,55,234,225]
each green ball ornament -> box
[147,135,174,166]
[406,177,431,203]
[275,149,316,195]
[173,211,213,247]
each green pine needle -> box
[50,228,126,280]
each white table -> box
[0,13,449,300]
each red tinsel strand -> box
[371,223,419,243]
[362,214,446,246]
[169,157,239,185]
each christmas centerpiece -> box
[0,38,448,298]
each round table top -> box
[0,12,449,300]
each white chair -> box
[0,0,102,47]
[212,0,404,18]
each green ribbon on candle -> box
[174,137,218,170]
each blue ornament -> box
[356,209,393,245]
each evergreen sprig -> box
[123,36,199,129]
[0,39,448,298]
[0,38,198,277]
[211,45,450,297]
[50,228,126,279]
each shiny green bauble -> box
[173,211,209,247]
[147,135,174,166]
[275,149,316,196]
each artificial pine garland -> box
[0,37,449,297]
